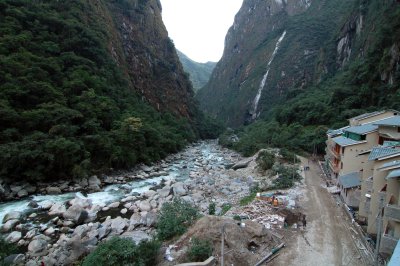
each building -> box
[338,171,361,208]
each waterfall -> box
[250,30,286,120]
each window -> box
[342,147,345,154]
[398,127,400,133]
[341,162,343,169]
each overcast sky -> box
[160,0,243,63]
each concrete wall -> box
[359,159,374,219]
[341,187,361,208]
[379,126,400,140]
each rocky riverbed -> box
[0,140,261,265]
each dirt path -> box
[270,158,366,266]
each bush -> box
[269,164,302,190]
[187,238,213,262]
[220,203,232,216]
[208,202,216,215]
[0,237,17,265]
[239,192,257,206]
[157,198,200,240]
[81,237,160,266]
[279,148,300,163]
[256,150,275,171]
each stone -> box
[44,227,55,236]
[97,226,111,240]
[172,182,187,196]
[140,165,152,173]
[141,212,157,227]
[25,184,37,193]
[121,231,151,245]
[46,186,62,195]
[108,202,120,208]
[1,219,19,232]
[10,185,22,194]
[3,254,25,265]
[120,208,128,215]
[69,196,92,208]
[48,202,67,216]
[28,238,48,255]
[17,189,28,197]
[25,228,39,239]
[110,217,127,234]
[28,200,39,208]
[157,186,171,197]
[63,205,88,224]
[6,231,22,243]
[88,175,101,190]
[103,175,115,184]
[3,211,21,223]
[143,190,156,198]
[181,195,195,205]
[150,200,158,209]
[128,213,142,231]
[138,200,151,212]
[232,160,251,170]
[39,200,54,210]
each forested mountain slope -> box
[0,0,220,182]
[177,50,216,93]
[198,0,400,155]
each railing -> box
[384,204,400,222]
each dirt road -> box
[270,158,368,266]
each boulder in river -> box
[1,219,19,233]
[3,211,21,223]
[48,202,67,216]
[63,205,88,225]
[6,231,22,243]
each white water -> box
[251,30,286,120]
[0,142,226,225]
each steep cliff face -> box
[197,0,399,127]
[101,0,195,118]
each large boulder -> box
[1,219,19,233]
[3,211,21,223]
[28,237,48,255]
[17,189,28,198]
[128,213,142,231]
[110,217,128,234]
[46,186,62,195]
[232,159,251,170]
[6,231,22,243]
[39,200,54,210]
[138,200,152,212]
[63,205,88,224]
[121,231,151,245]
[141,212,157,227]
[69,195,92,208]
[157,186,171,198]
[88,176,101,191]
[172,182,187,196]
[48,202,67,216]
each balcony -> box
[379,234,398,255]
[384,204,400,222]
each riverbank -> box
[0,141,253,265]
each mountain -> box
[0,0,220,182]
[177,50,216,93]
[198,0,400,154]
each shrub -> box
[157,198,200,240]
[239,192,257,206]
[269,164,302,190]
[256,150,275,171]
[208,202,216,215]
[81,237,160,266]
[0,237,17,264]
[279,148,300,163]
[187,238,213,262]
[220,203,232,215]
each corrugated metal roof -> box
[327,126,348,137]
[383,141,400,147]
[386,169,400,180]
[332,136,365,147]
[368,147,400,161]
[345,124,378,135]
[338,172,361,188]
[380,160,400,169]
[373,116,400,127]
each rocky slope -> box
[177,50,216,93]
[197,0,400,127]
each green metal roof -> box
[368,147,400,161]
[345,124,378,135]
[373,116,400,127]
[338,172,361,188]
[386,169,400,180]
[332,136,365,147]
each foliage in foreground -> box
[269,164,302,190]
[186,237,213,262]
[256,150,275,171]
[157,198,200,240]
[0,237,18,265]
[81,237,160,266]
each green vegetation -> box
[219,203,232,215]
[239,192,257,206]
[256,150,275,171]
[186,238,213,262]
[0,0,221,182]
[177,50,216,92]
[157,198,200,240]
[0,237,17,265]
[208,202,216,215]
[269,164,302,190]
[81,237,160,266]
